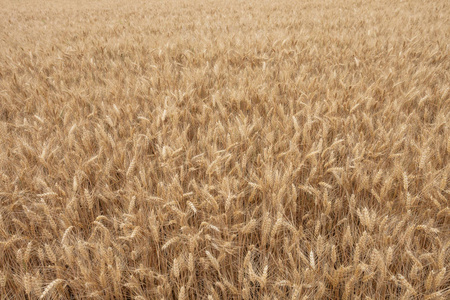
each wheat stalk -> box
[40,279,64,299]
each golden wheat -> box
[0,0,449,299]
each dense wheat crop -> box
[0,0,449,298]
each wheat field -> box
[0,0,449,299]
